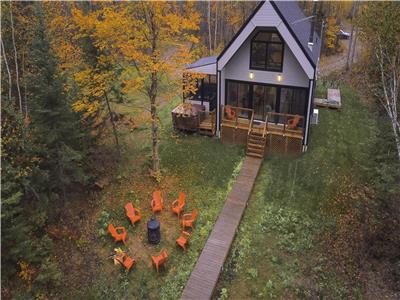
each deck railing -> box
[221,105,254,131]
[221,106,304,138]
[265,112,304,135]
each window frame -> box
[249,30,284,72]
[225,79,308,123]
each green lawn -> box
[213,86,381,299]
[66,98,245,299]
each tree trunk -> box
[390,116,400,161]
[376,44,400,161]
[104,93,120,157]
[149,72,160,173]
[349,27,358,71]
[22,51,28,118]
[207,0,212,55]
[1,37,12,101]
[214,2,218,51]
[9,2,23,114]
[346,1,357,71]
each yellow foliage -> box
[18,261,35,290]
[325,17,340,52]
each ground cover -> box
[44,97,245,300]
[213,85,395,299]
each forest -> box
[1,1,399,299]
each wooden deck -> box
[181,156,263,300]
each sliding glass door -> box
[252,84,277,120]
[279,88,307,126]
[226,81,251,118]
[226,79,307,122]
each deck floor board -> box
[180,156,263,300]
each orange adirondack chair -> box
[151,249,168,273]
[287,115,301,129]
[181,208,198,229]
[170,192,186,217]
[125,202,141,226]
[224,105,236,120]
[115,252,136,272]
[151,191,163,213]
[108,224,127,245]
[176,230,191,252]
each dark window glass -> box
[251,43,267,69]
[203,75,217,104]
[250,31,283,72]
[267,43,283,71]
[227,81,238,107]
[253,85,277,120]
[237,83,250,118]
[279,88,307,125]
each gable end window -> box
[250,31,284,72]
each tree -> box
[92,2,200,177]
[324,16,340,55]
[346,1,359,71]
[46,3,122,155]
[26,3,86,199]
[358,2,400,160]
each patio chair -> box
[170,192,186,217]
[108,224,127,245]
[287,115,301,129]
[225,105,236,120]
[151,249,168,273]
[125,202,141,226]
[151,190,164,213]
[114,252,136,272]
[181,208,198,229]
[176,230,191,252]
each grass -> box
[61,97,245,300]
[213,86,379,299]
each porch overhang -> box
[185,56,217,75]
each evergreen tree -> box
[27,3,87,201]
[1,101,36,280]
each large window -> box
[226,80,307,122]
[227,81,251,118]
[250,31,283,72]
[252,84,277,120]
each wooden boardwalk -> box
[181,156,263,300]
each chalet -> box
[179,0,321,156]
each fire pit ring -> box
[147,217,160,244]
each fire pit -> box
[147,217,160,244]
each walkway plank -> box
[181,156,263,300]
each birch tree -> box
[358,2,400,160]
[9,1,23,114]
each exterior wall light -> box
[277,74,283,82]
[249,72,255,80]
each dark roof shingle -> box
[272,0,321,65]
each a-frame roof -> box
[272,1,321,66]
[217,1,321,71]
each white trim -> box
[185,63,216,75]
[217,1,314,79]
[216,70,221,136]
[304,79,314,145]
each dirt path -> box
[319,34,362,77]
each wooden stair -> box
[246,131,266,158]
[198,119,214,136]
[198,110,216,136]
[246,114,268,158]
